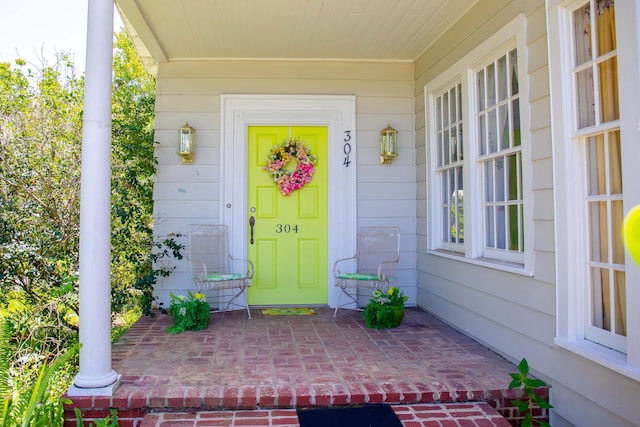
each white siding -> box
[414,1,640,426]
[152,60,417,307]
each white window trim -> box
[424,14,534,275]
[547,0,640,374]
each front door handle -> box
[249,216,255,245]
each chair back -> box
[186,224,231,279]
[355,226,400,278]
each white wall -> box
[414,1,640,426]
[152,60,417,308]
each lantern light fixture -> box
[178,122,195,164]
[380,123,398,164]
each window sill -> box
[427,249,533,277]
[554,337,640,382]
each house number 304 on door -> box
[275,224,299,233]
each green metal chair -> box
[333,226,400,316]
[186,224,253,318]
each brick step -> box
[139,403,512,427]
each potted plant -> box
[363,286,409,329]
[166,290,210,333]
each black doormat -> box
[296,404,403,427]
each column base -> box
[67,374,122,397]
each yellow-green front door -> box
[247,126,328,305]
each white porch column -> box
[70,0,119,394]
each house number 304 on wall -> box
[275,224,299,233]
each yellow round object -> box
[623,205,640,267]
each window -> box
[572,1,625,353]
[425,17,529,271]
[434,83,464,252]
[476,50,524,263]
[549,0,640,372]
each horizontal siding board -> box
[358,182,415,200]
[530,127,552,161]
[154,164,220,183]
[529,66,550,102]
[357,200,415,218]
[356,165,414,183]
[157,77,413,97]
[153,182,219,201]
[155,94,218,113]
[154,129,220,149]
[527,36,549,74]
[355,96,414,114]
[154,112,220,131]
[155,146,220,166]
[531,157,554,190]
[158,60,413,80]
[154,200,220,218]
[533,220,556,253]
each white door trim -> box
[220,94,357,308]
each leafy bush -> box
[166,291,210,333]
[363,287,408,329]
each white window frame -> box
[424,15,533,275]
[548,0,640,377]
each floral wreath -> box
[263,138,317,196]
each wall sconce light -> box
[178,122,195,164]
[380,123,398,164]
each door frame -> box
[220,94,357,308]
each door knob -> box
[249,216,255,245]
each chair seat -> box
[337,273,380,281]
[196,273,247,282]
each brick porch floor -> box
[66,307,546,426]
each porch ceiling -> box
[115,0,478,67]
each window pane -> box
[612,200,624,264]
[450,128,458,163]
[443,129,450,166]
[496,206,506,249]
[477,69,485,110]
[599,57,619,123]
[450,87,457,122]
[498,55,507,101]
[499,104,510,150]
[437,132,443,167]
[443,91,449,127]
[485,160,494,202]
[589,201,609,262]
[609,130,622,194]
[457,206,465,243]
[458,124,464,160]
[587,135,606,196]
[573,5,592,66]
[441,171,449,204]
[478,114,486,155]
[510,49,519,95]
[509,205,520,251]
[488,109,497,153]
[576,68,596,128]
[591,267,609,331]
[614,270,626,336]
[496,158,505,202]
[507,154,520,200]
[487,63,496,106]
[442,207,449,241]
[457,83,463,120]
[436,97,442,130]
[486,206,495,248]
[512,99,521,146]
[596,2,616,56]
